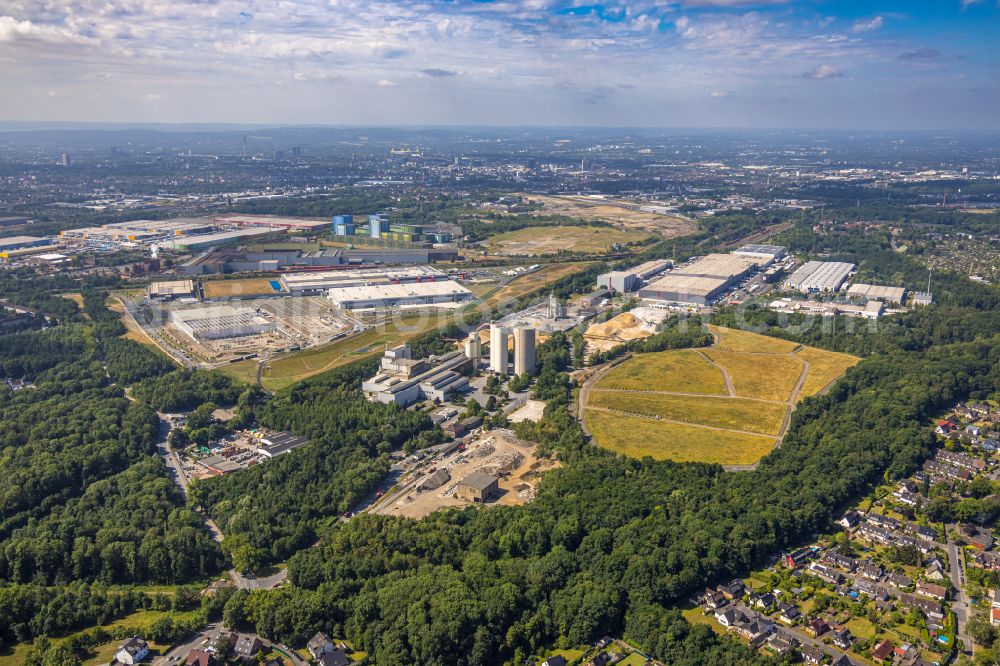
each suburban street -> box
[946,532,973,654]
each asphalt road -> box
[946,532,973,653]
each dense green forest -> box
[208,223,1000,665]
[0,294,228,647]
[193,388,441,572]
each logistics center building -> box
[638,253,756,305]
[784,261,856,293]
[171,305,276,341]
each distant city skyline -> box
[1,0,998,129]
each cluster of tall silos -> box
[472,323,536,376]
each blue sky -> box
[0,0,998,128]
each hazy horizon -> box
[2,1,999,129]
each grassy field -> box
[202,277,284,298]
[0,609,202,666]
[703,350,804,402]
[795,346,861,399]
[224,313,442,391]
[520,194,695,237]
[484,225,649,255]
[709,325,799,354]
[680,605,726,636]
[584,327,859,465]
[584,410,776,465]
[478,262,595,310]
[595,349,727,394]
[588,392,787,436]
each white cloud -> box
[803,64,844,79]
[0,15,97,46]
[852,16,884,33]
[710,90,732,97]
[377,79,396,87]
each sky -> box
[0,0,998,129]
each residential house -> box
[764,631,796,655]
[965,526,994,551]
[866,513,901,530]
[777,603,800,624]
[831,627,854,650]
[806,617,829,637]
[800,645,824,664]
[750,591,776,610]
[992,607,1000,627]
[307,633,336,660]
[808,562,843,584]
[973,551,1000,570]
[924,561,946,581]
[703,589,727,610]
[115,637,149,665]
[542,657,567,666]
[234,635,263,661]
[885,572,913,589]
[823,551,858,572]
[783,547,818,569]
[859,560,884,580]
[318,650,352,666]
[855,580,889,602]
[916,581,947,601]
[719,579,746,600]
[185,650,212,666]
[587,653,613,666]
[715,608,745,628]
[868,638,893,662]
[831,652,855,666]
[899,593,944,620]
[838,511,862,530]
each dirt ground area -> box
[377,429,558,519]
[521,194,695,237]
[583,307,670,353]
[508,399,547,423]
[202,277,285,299]
[484,225,648,256]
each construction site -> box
[149,296,357,364]
[373,429,558,519]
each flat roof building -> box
[163,227,283,251]
[171,305,275,341]
[913,291,933,306]
[213,214,332,232]
[673,253,757,281]
[638,274,731,306]
[257,432,309,458]
[362,347,472,406]
[732,244,787,264]
[784,261,855,292]
[327,280,473,310]
[0,236,51,251]
[846,283,906,305]
[455,471,499,503]
[280,266,446,295]
[148,279,195,299]
[0,216,29,227]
